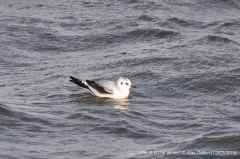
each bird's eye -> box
[126,83,128,85]
[121,82,123,85]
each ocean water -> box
[1,0,240,158]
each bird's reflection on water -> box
[114,98,129,110]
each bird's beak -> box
[131,85,137,88]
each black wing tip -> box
[69,76,76,80]
[69,76,78,83]
[69,76,91,91]
[69,76,81,82]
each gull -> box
[69,76,136,99]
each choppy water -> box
[1,0,240,158]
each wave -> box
[0,103,52,127]
[176,72,240,94]
[182,131,240,152]
[167,18,204,28]
[0,103,15,117]
[205,35,233,43]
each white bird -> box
[69,76,136,99]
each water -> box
[1,0,240,158]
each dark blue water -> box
[1,0,240,158]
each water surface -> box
[1,0,240,158]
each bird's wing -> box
[86,80,113,94]
[69,77,114,95]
